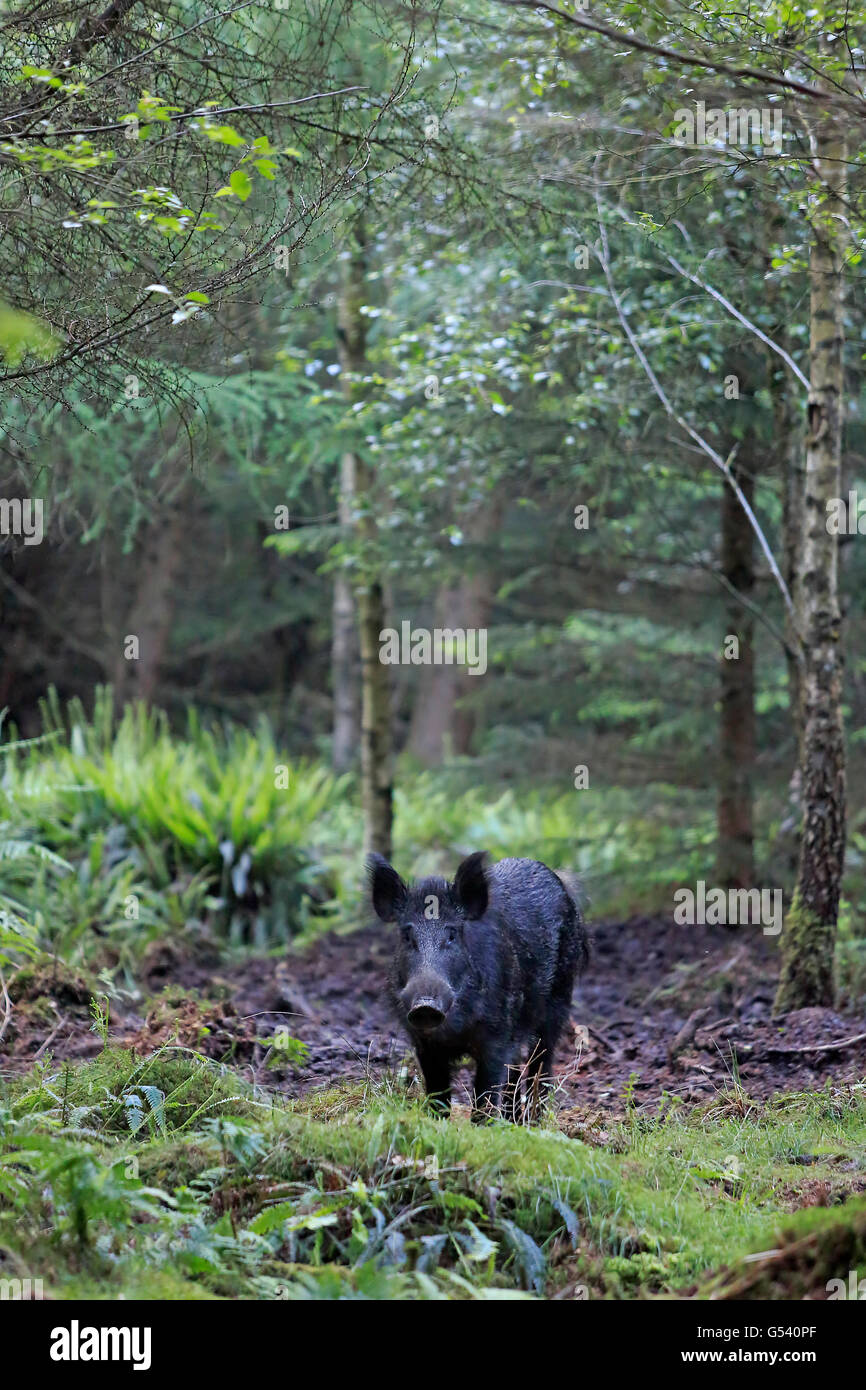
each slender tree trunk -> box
[775,108,847,1013]
[357,574,393,856]
[717,459,755,890]
[764,217,808,772]
[337,221,392,855]
[331,451,358,772]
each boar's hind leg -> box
[416,1047,451,1116]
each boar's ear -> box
[367,853,408,922]
[454,851,489,920]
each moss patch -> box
[775,893,836,1014]
[3,1051,866,1300]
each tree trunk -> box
[408,499,500,764]
[331,451,358,772]
[781,405,806,755]
[717,459,755,890]
[760,199,808,876]
[775,109,847,1013]
[778,392,806,876]
[408,584,469,764]
[357,574,393,856]
[112,498,187,707]
[337,222,392,856]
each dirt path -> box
[228,915,866,1109]
[4,917,866,1111]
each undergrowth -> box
[1,1047,865,1301]
[9,691,864,977]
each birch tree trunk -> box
[775,107,847,1012]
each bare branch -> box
[492,0,866,118]
[592,184,796,622]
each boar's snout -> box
[402,976,454,1032]
[407,1000,447,1030]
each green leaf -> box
[498,1219,546,1293]
[0,303,61,365]
[248,1200,296,1234]
[209,125,246,147]
[229,170,252,201]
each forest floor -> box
[5,720,866,1298]
[4,915,866,1300]
[6,914,866,1115]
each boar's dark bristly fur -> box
[367,850,588,1122]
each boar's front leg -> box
[472,1051,509,1123]
[415,1044,451,1116]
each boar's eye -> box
[446,927,458,945]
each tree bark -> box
[781,404,806,755]
[775,106,847,1013]
[337,222,392,856]
[62,0,140,66]
[778,390,806,875]
[408,584,470,764]
[331,449,359,772]
[357,574,393,857]
[111,497,187,707]
[408,499,500,764]
[717,458,755,890]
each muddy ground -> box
[4,916,866,1114]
